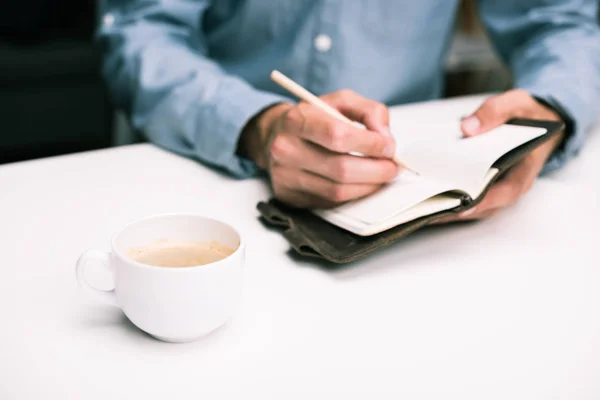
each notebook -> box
[313,122,551,236]
[257,118,564,263]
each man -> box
[98,1,600,220]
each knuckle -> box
[515,109,530,119]
[327,89,354,108]
[269,134,292,163]
[337,88,355,98]
[326,183,348,203]
[369,135,387,156]
[512,88,530,99]
[482,97,501,115]
[281,106,305,131]
[331,158,353,182]
[371,102,388,117]
[326,122,348,150]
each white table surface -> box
[1,95,599,400]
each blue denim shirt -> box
[98,0,600,178]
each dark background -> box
[0,0,112,164]
[0,1,597,165]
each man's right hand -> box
[238,90,401,208]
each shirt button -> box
[314,34,332,52]
[103,13,115,26]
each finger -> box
[282,103,396,159]
[269,134,399,184]
[271,166,383,204]
[311,144,399,184]
[456,208,497,221]
[461,89,535,137]
[457,145,547,220]
[459,168,529,218]
[320,90,391,136]
[464,184,519,218]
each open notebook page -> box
[397,124,548,198]
[313,124,548,235]
[315,193,463,236]
[315,172,458,226]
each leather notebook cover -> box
[257,119,564,263]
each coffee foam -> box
[127,239,236,267]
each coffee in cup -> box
[127,239,235,268]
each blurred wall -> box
[444,0,511,97]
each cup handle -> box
[76,250,119,307]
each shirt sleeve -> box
[97,0,292,178]
[478,0,600,173]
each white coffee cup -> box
[75,214,244,343]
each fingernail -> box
[461,116,480,136]
[460,207,476,218]
[381,126,393,138]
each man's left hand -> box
[437,89,564,223]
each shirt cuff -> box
[194,79,293,178]
[519,86,585,175]
[147,74,294,179]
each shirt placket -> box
[306,0,339,95]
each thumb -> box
[461,90,530,138]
